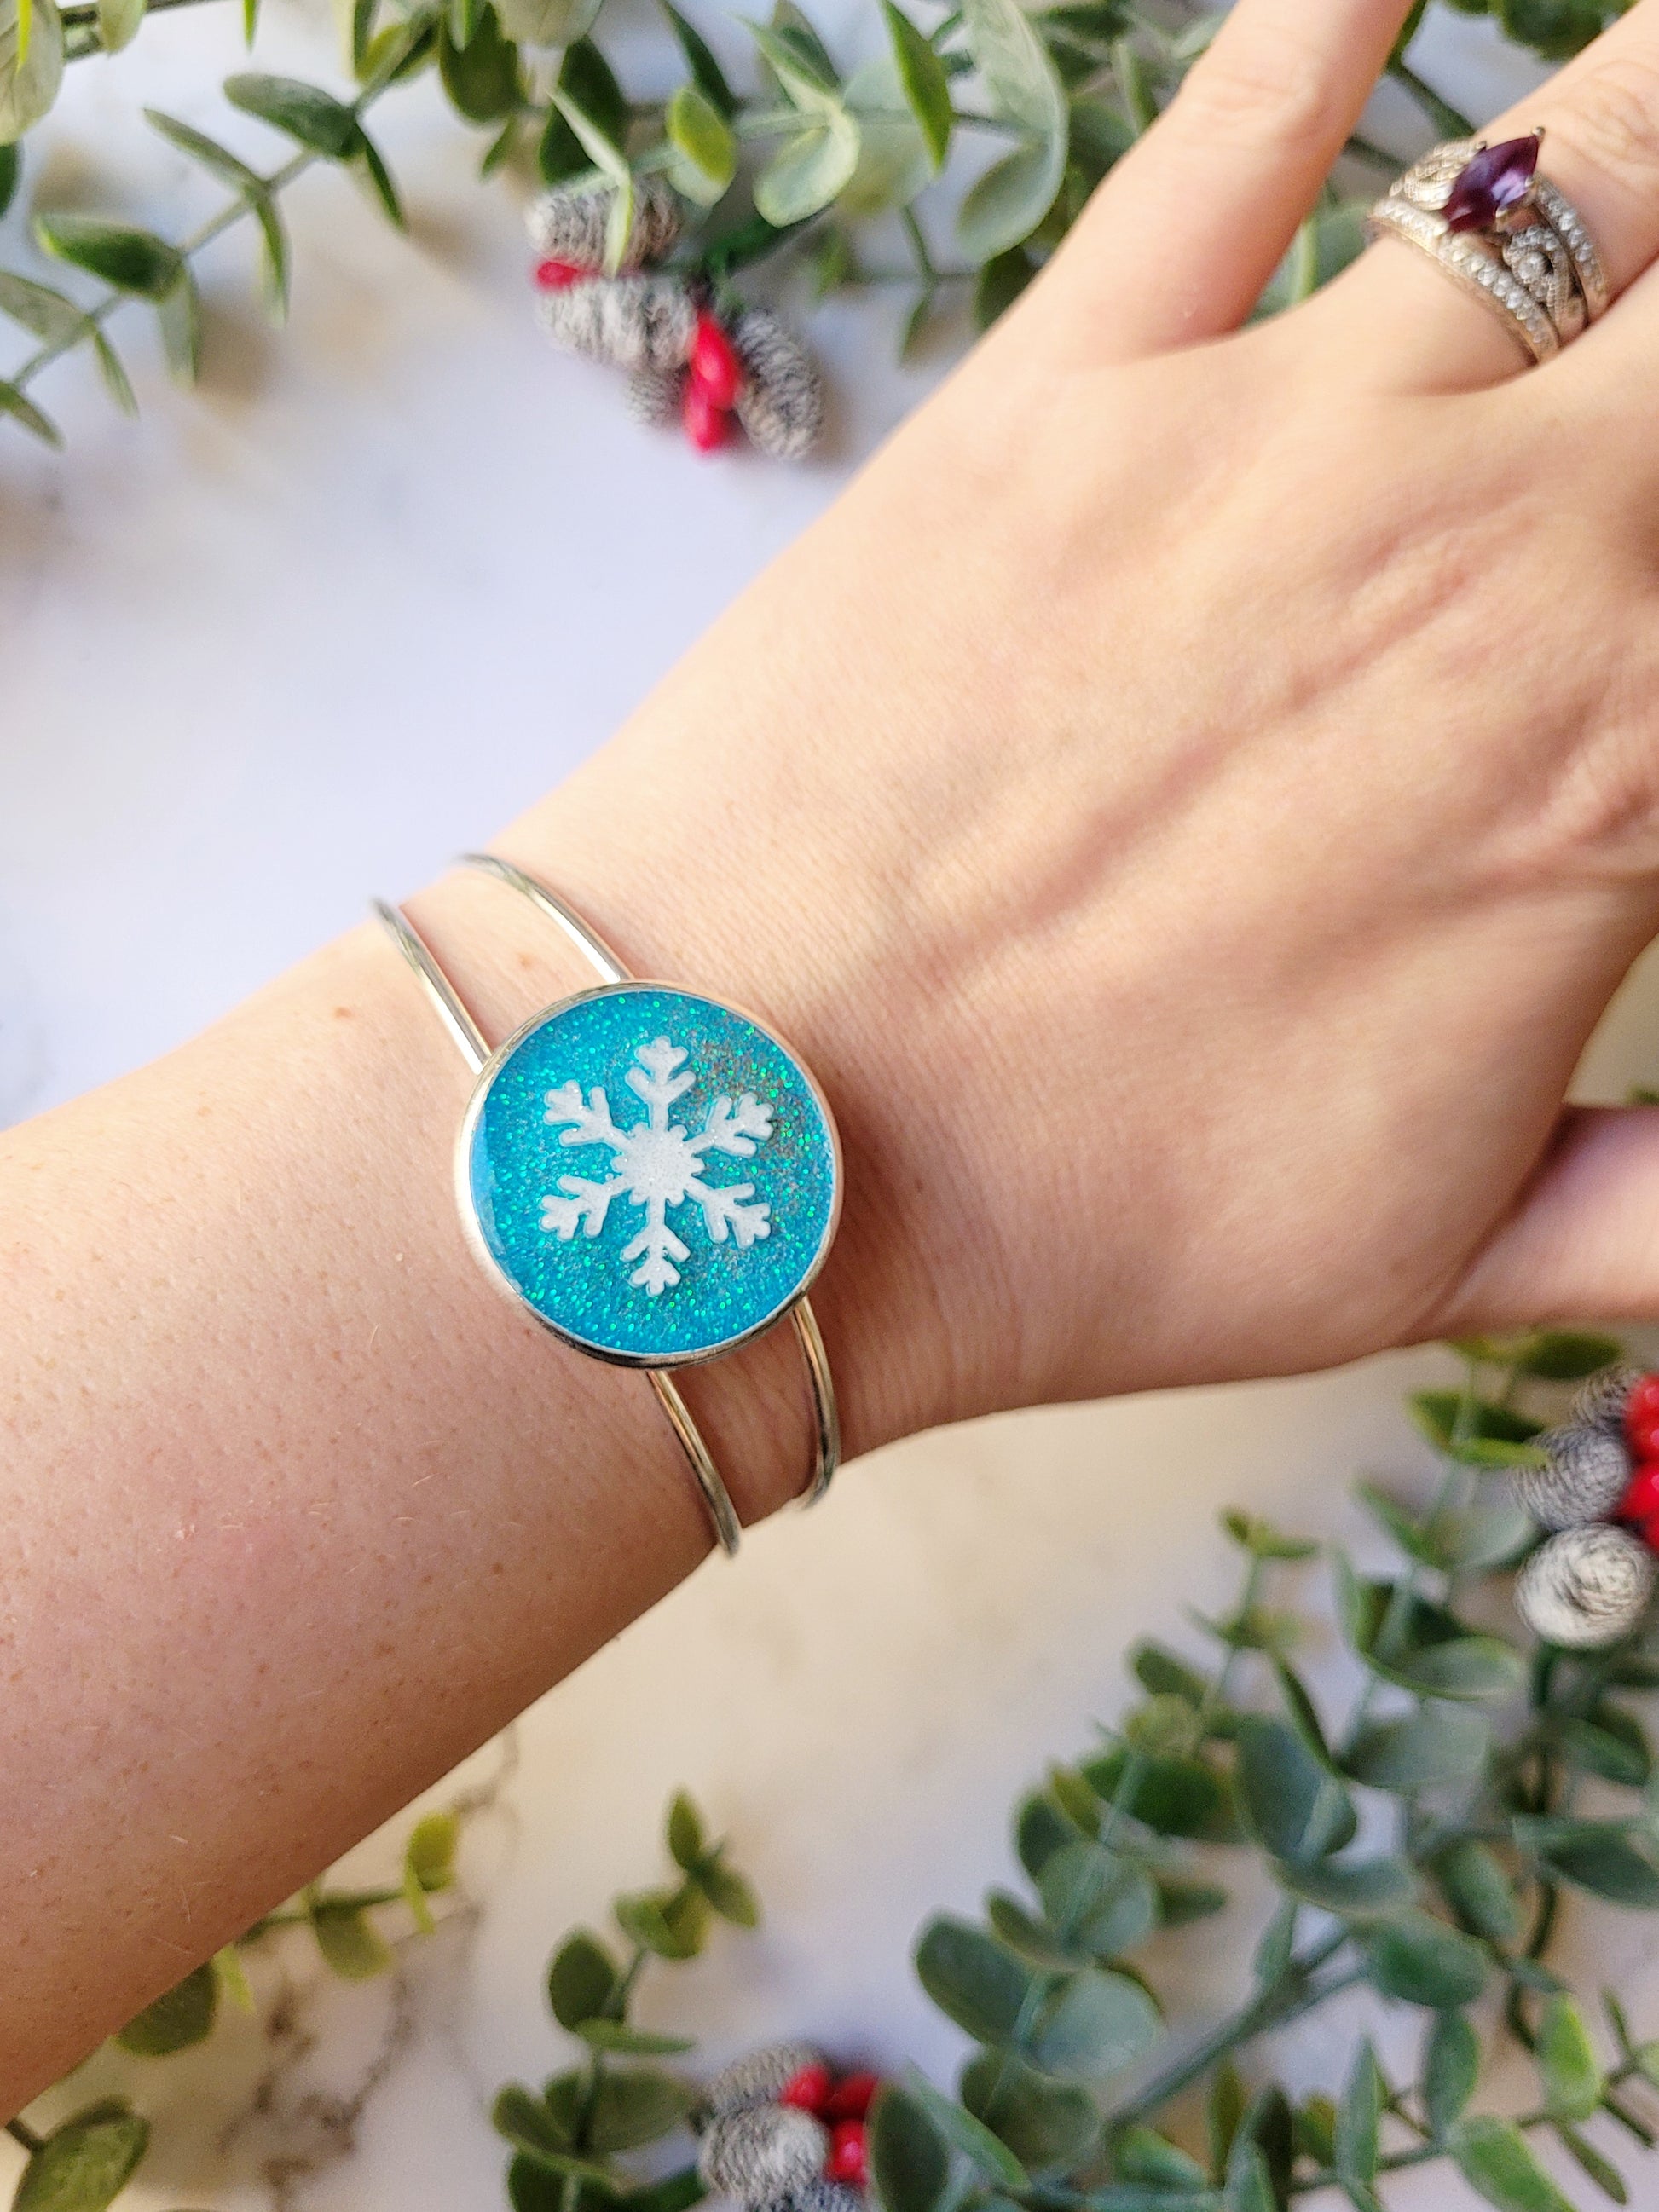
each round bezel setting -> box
[456,981,841,1369]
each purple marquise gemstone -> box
[1443,135,1540,231]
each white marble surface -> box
[8,5,1659,2209]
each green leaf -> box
[157,266,200,383]
[0,138,16,214]
[1235,2084,1293,2212]
[1234,1715,1355,1864]
[749,26,859,223]
[0,0,61,145]
[1223,1509,1318,1560]
[96,0,142,54]
[1435,1839,1521,1942]
[0,267,85,341]
[914,1916,1034,2044]
[1424,2009,1480,2136]
[37,214,182,297]
[1520,1331,1626,1380]
[1563,1707,1651,1788]
[616,1886,705,1960]
[213,1943,255,2012]
[0,374,61,442]
[549,1930,620,2028]
[1451,2116,1576,2212]
[1015,1789,1082,1878]
[1252,1899,1296,1990]
[956,0,1065,255]
[1208,2059,1245,2185]
[904,2069,1027,2186]
[558,37,627,147]
[1027,1966,1161,2081]
[959,2049,1097,2169]
[1115,2126,1206,2187]
[1538,1995,1604,2122]
[1410,1390,1545,1464]
[662,0,734,118]
[312,1901,393,1978]
[768,0,836,83]
[408,1810,459,1892]
[1130,1640,1211,1707]
[1555,2123,1627,2205]
[1337,1570,1527,1703]
[973,244,1034,329]
[14,2103,151,2212]
[666,1792,706,1871]
[1335,2039,1380,2188]
[439,5,521,123]
[1273,1855,1416,1922]
[1078,1747,1225,1839]
[351,125,403,228]
[1153,1874,1228,1926]
[882,0,951,168]
[492,2088,615,2186]
[665,83,735,204]
[1345,1703,1492,1793]
[1221,2140,1274,2212]
[587,2070,693,2153]
[114,1962,217,2054]
[1364,1911,1488,2010]
[1038,1839,1157,1957]
[870,2085,949,2212]
[696,1856,759,1927]
[1294,2094,1337,2168]
[1517,1818,1659,1908]
[987,1891,1078,1971]
[1273,1659,1335,1768]
[841,51,931,216]
[576,2021,695,2054]
[493,0,598,43]
[226,72,359,154]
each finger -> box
[1029,0,1418,363]
[1430,1106,1659,1335]
[1337,4,1659,391]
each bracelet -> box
[372,852,842,1556]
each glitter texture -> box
[463,985,838,1366]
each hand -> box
[485,0,1659,1453]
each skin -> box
[11,0,1659,2114]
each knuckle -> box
[1554,55,1659,197]
[1172,35,1339,157]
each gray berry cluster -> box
[1512,1366,1654,1648]
[696,2046,864,2212]
[525,187,826,460]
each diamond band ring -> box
[1368,132,1606,366]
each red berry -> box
[825,2071,880,2121]
[534,258,583,290]
[779,2065,834,2113]
[689,312,743,410]
[1621,1463,1659,1523]
[1630,1412,1659,1461]
[1639,1511,1659,1556]
[682,380,728,453]
[825,2122,868,2186]
[1625,1373,1659,1441]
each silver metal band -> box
[1367,197,1560,364]
[1369,133,1606,367]
[374,858,841,1556]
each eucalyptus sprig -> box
[492,1791,761,2212]
[0,0,1629,452]
[3,1805,463,2212]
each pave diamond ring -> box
[1368,131,1605,366]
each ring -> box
[1367,131,1606,366]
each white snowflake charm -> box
[460,984,840,1368]
[540,1036,776,1297]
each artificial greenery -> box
[494,1332,1659,2212]
[0,0,1629,449]
[491,1791,762,2212]
[3,1805,460,2212]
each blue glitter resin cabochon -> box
[459,984,841,1366]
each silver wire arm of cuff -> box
[372,853,841,1557]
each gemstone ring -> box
[1367,131,1605,367]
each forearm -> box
[0,758,928,2109]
